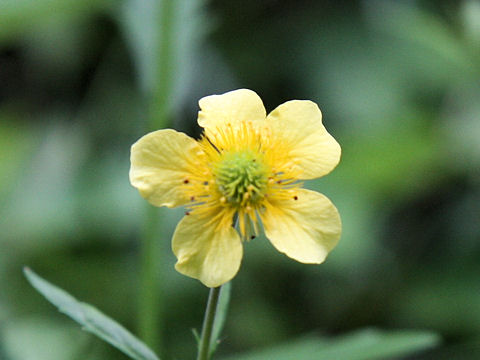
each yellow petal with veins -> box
[260,189,341,263]
[129,129,204,208]
[266,100,341,179]
[172,211,242,287]
[198,89,266,141]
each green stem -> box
[139,206,163,353]
[149,0,175,131]
[138,0,176,354]
[197,286,222,360]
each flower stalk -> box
[139,205,164,353]
[197,286,222,360]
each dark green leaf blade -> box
[23,267,160,360]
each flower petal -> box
[266,100,341,179]
[260,189,341,264]
[129,129,204,208]
[172,212,243,287]
[198,89,266,138]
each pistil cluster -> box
[214,150,268,208]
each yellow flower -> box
[130,89,341,287]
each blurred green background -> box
[1,0,480,359]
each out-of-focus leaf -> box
[117,0,209,122]
[1,317,91,360]
[0,119,146,252]
[461,0,480,46]
[366,1,473,77]
[0,0,112,42]
[391,265,480,335]
[117,0,159,96]
[220,328,440,360]
[220,335,327,360]
[423,337,480,360]
[0,117,36,201]
[0,123,89,249]
[24,268,160,360]
[312,329,440,360]
[322,117,442,203]
[441,83,480,171]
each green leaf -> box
[220,328,440,360]
[23,267,160,360]
[210,282,232,355]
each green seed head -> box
[215,150,268,207]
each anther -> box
[190,196,195,201]
[183,179,190,184]
[203,181,209,186]
[293,196,298,200]
[185,211,190,215]
[250,235,256,240]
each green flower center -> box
[215,150,268,207]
